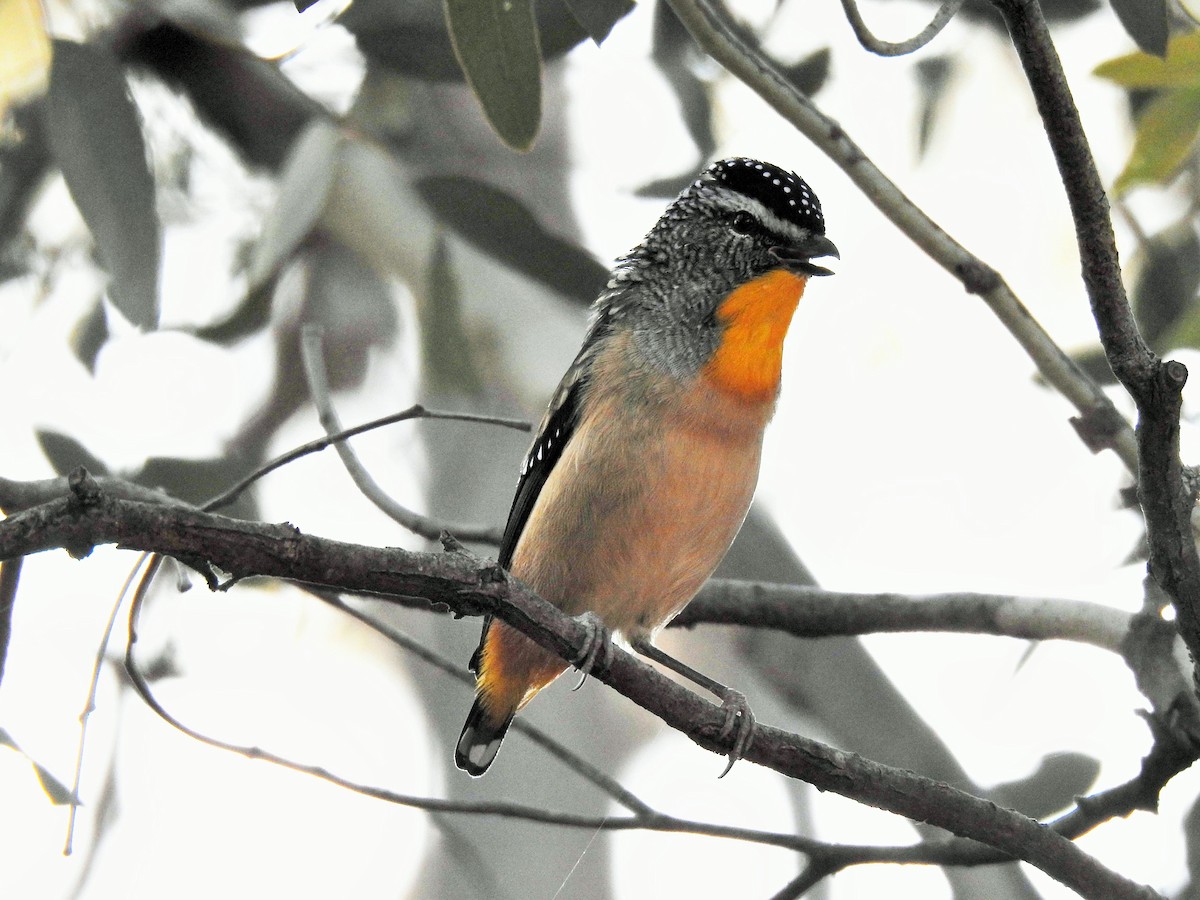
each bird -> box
[455,157,838,777]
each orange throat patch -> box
[702,268,806,402]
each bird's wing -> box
[468,315,611,673]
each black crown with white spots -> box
[702,158,825,235]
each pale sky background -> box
[0,0,1194,897]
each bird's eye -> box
[730,211,757,235]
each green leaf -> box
[32,761,76,805]
[444,0,542,150]
[1094,30,1200,87]
[0,727,79,805]
[653,3,714,161]
[136,455,259,520]
[248,120,340,291]
[36,431,110,477]
[421,236,483,397]
[415,175,607,307]
[342,0,586,82]
[915,55,953,160]
[46,40,160,329]
[1109,0,1168,58]
[71,299,109,372]
[1113,86,1200,194]
[781,47,831,98]
[562,0,634,45]
[1130,219,1200,345]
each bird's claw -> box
[571,612,611,691]
[716,689,755,778]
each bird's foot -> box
[716,689,756,778]
[571,612,611,691]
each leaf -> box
[780,47,831,98]
[1094,30,1200,87]
[32,761,76,805]
[247,120,340,291]
[1109,0,1169,58]
[915,55,953,160]
[1065,346,1118,386]
[135,456,259,520]
[1130,219,1200,345]
[421,236,483,397]
[36,431,109,477]
[46,40,160,330]
[342,0,586,82]
[991,752,1101,819]
[444,0,542,150]
[653,3,714,161]
[0,726,79,805]
[415,175,607,307]
[1113,86,1200,194]
[71,299,109,372]
[0,0,50,121]
[562,0,634,45]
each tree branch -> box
[989,0,1200,686]
[683,581,1132,652]
[0,476,1161,898]
[838,0,967,57]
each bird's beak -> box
[770,233,840,277]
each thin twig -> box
[297,325,506,544]
[64,552,157,855]
[202,403,529,515]
[838,0,966,56]
[306,587,655,817]
[664,0,1138,472]
[121,576,826,853]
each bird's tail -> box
[454,697,514,776]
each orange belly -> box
[476,331,775,720]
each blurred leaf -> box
[653,3,714,162]
[135,456,258,519]
[1109,0,1168,57]
[192,278,274,344]
[1132,219,1200,346]
[71,299,108,372]
[421,236,483,397]
[1095,30,1200,87]
[299,238,398,392]
[444,0,542,151]
[342,0,586,82]
[415,175,607,306]
[1067,345,1118,386]
[0,0,50,122]
[248,120,340,291]
[153,0,243,45]
[36,431,109,477]
[915,55,953,160]
[563,0,634,44]
[0,726,78,806]
[322,133,433,283]
[46,40,160,329]
[1113,86,1200,194]
[991,752,1101,819]
[780,47,831,98]
[32,760,75,805]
